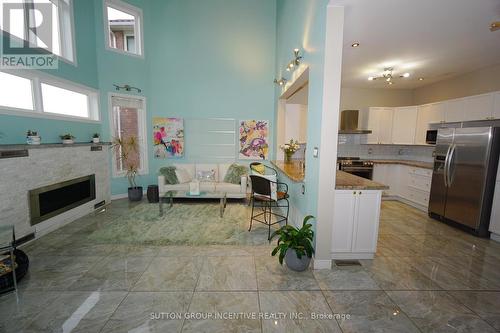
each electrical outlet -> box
[313,147,319,158]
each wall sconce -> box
[113,84,142,93]
[274,78,287,86]
[285,48,303,72]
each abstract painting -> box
[239,120,269,160]
[153,117,184,158]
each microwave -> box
[426,130,438,144]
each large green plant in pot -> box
[270,215,315,271]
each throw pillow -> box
[250,163,265,175]
[223,163,248,184]
[197,170,216,182]
[159,166,179,184]
[175,168,192,184]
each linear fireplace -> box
[29,175,96,226]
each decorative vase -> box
[62,139,74,144]
[27,136,41,145]
[128,186,143,201]
[284,249,311,271]
[92,137,100,143]
[284,151,294,163]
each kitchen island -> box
[271,160,387,260]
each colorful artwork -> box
[239,120,269,160]
[153,117,184,158]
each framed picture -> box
[239,120,269,160]
[153,117,184,158]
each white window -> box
[0,70,99,122]
[104,0,143,57]
[109,93,148,176]
[0,0,76,63]
[0,71,34,110]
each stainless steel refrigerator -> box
[428,126,500,237]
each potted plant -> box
[26,130,41,145]
[270,215,315,271]
[60,133,75,144]
[280,139,301,163]
[92,133,100,143]
[111,136,143,201]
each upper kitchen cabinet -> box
[463,93,494,121]
[392,106,418,144]
[445,98,466,122]
[415,103,445,145]
[492,92,500,119]
[359,107,394,144]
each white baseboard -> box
[490,232,500,243]
[312,259,332,270]
[331,252,374,260]
[382,195,428,212]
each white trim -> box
[108,92,149,178]
[0,69,100,122]
[490,233,500,243]
[103,0,144,59]
[312,259,332,270]
[331,253,375,260]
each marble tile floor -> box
[1,200,500,332]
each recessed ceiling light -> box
[402,73,410,78]
[418,77,424,81]
[368,76,374,81]
[351,42,360,48]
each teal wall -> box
[275,0,329,221]
[0,0,100,144]
[97,0,277,195]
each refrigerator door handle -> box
[447,144,457,186]
[443,145,453,187]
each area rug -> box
[88,202,270,246]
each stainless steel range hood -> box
[339,110,372,134]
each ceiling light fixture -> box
[418,77,424,81]
[274,78,287,86]
[490,22,500,32]
[351,42,360,48]
[367,67,412,85]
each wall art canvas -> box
[239,120,269,160]
[153,117,184,158]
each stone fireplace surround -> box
[0,143,111,240]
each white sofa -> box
[158,163,248,199]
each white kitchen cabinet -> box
[489,182,500,236]
[493,92,500,120]
[332,190,382,259]
[373,163,401,196]
[445,98,466,122]
[378,108,394,144]
[392,106,418,144]
[463,94,494,121]
[415,103,446,145]
[359,107,394,144]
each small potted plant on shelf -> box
[280,139,301,163]
[111,136,143,201]
[92,133,100,144]
[270,215,315,271]
[26,130,41,145]
[60,133,75,144]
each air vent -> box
[0,149,29,159]
[334,260,361,267]
[90,145,102,151]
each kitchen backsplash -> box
[338,135,435,163]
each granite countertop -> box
[372,159,433,169]
[335,170,389,190]
[271,160,305,182]
[0,142,112,150]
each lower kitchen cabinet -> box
[489,181,500,238]
[332,190,382,259]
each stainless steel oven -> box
[338,157,374,180]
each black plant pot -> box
[128,186,143,201]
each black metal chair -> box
[248,172,289,240]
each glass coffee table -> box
[159,191,228,217]
[0,224,17,295]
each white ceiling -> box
[334,0,500,89]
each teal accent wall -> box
[275,0,329,222]
[95,0,277,195]
[0,0,100,144]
